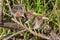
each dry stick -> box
[5,13,11,17]
[5,0,13,21]
[44,0,52,9]
[50,31,60,40]
[44,0,46,14]
[6,0,12,15]
[3,29,26,40]
[0,0,3,24]
[3,22,24,30]
[24,24,50,40]
[12,18,50,40]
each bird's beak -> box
[42,16,48,20]
[22,15,25,18]
[33,12,41,16]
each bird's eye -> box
[37,17,42,21]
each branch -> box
[3,29,26,40]
[12,18,50,40]
[0,0,3,24]
[6,0,12,15]
[0,22,25,30]
[24,24,50,40]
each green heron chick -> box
[25,10,36,23]
[33,16,48,30]
[11,6,25,18]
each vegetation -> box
[0,0,60,40]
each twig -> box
[44,0,46,14]
[24,24,50,40]
[3,29,26,40]
[4,13,12,17]
[0,0,3,24]
[6,0,12,15]
[0,22,24,30]
[11,18,50,40]
[49,31,60,40]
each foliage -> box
[0,0,60,40]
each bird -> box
[33,16,48,30]
[33,16,43,30]
[25,10,36,23]
[11,5,25,18]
